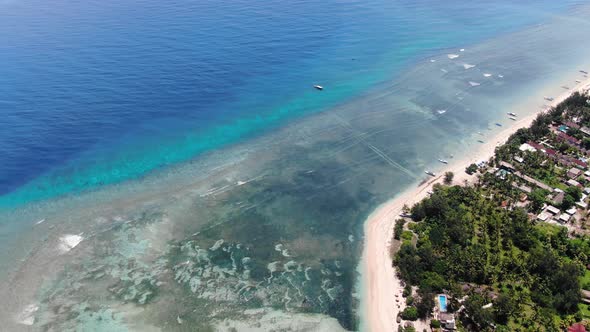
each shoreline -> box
[361,74,590,331]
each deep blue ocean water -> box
[0,0,584,208]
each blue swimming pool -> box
[439,295,448,312]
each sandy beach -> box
[362,76,590,331]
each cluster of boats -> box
[424,159,450,177]
[419,69,590,183]
[506,112,517,121]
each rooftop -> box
[567,179,581,187]
[519,143,537,152]
[439,312,454,322]
[537,211,551,221]
[568,323,587,332]
[559,213,571,222]
[569,167,583,176]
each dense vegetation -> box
[395,184,590,331]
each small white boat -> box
[509,117,517,121]
[580,70,589,75]
[544,96,554,101]
[425,171,436,177]
[507,112,517,117]
[438,159,448,164]
[313,85,323,91]
[437,110,447,115]
[576,80,582,83]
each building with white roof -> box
[519,143,537,152]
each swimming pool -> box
[439,295,448,312]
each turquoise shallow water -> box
[0,0,584,208]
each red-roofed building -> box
[546,147,558,156]
[573,159,588,169]
[527,141,544,150]
[565,121,581,130]
[526,141,586,168]
[527,141,557,156]
[558,132,581,146]
[568,323,586,332]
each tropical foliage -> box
[396,184,589,330]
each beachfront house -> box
[434,294,457,330]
